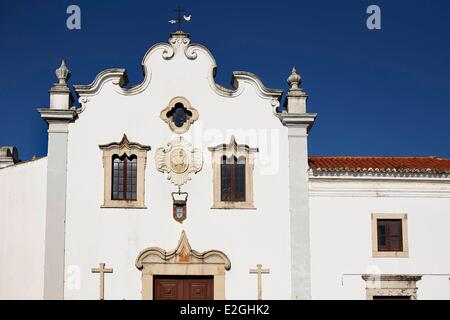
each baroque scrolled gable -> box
[72,31,283,116]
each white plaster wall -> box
[0,158,47,299]
[309,177,450,300]
[64,40,291,299]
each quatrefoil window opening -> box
[166,102,192,128]
[160,97,199,134]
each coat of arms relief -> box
[155,136,203,187]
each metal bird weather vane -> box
[168,6,191,31]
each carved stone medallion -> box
[170,148,188,173]
[155,136,203,186]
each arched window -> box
[112,154,137,200]
[220,155,246,202]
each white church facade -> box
[1,31,450,300]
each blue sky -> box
[1,0,449,160]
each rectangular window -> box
[209,137,257,210]
[372,213,408,257]
[112,156,137,201]
[99,134,150,209]
[220,156,245,202]
[377,219,403,252]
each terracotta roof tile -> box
[308,156,450,174]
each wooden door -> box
[154,276,214,300]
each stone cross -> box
[249,264,270,300]
[91,262,113,300]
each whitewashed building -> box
[1,31,449,300]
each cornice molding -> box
[362,274,422,282]
[309,189,450,198]
[74,68,128,97]
[49,84,71,94]
[231,71,283,97]
[277,112,317,131]
[310,171,450,197]
[37,108,78,123]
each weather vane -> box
[168,6,191,32]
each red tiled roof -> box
[308,156,450,174]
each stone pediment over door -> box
[135,231,231,300]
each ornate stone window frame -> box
[371,213,409,258]
[362,274,422,300]
[208,136,258,210]
[135,231,231,300]
[160,96,199,134]
[99,134,150,209]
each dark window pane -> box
[221,156,247,202]
[390,237,402,251]
[377,224,386,248]
[390,221,402,236]
[221,156,246,201]
[377,219,403,252]
[112,156,123,200]
[173,105,187,127]
[111,154,138,201]
[235,163,246,201]
[221,159,232,201]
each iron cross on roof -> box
[168,6,191,31]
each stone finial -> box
[287,67,302,90]
[55,59,71,85]
[285,67,307,113]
